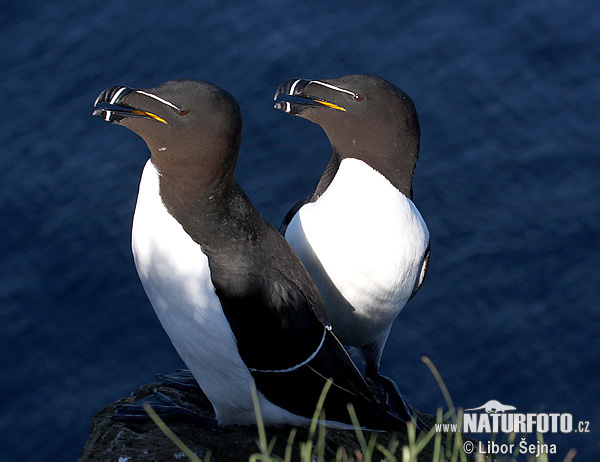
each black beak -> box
[92,86,137,123]
[273,78,347,115]
[92,86,168,124]
[273,79,311,101]
[94,86,135,107]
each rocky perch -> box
[80,378,466,461]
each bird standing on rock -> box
[275,75,430,428]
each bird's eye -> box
[179,110,190,116]
[353,94,365,102]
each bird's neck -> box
[155,167,260,254]
[311,152,341,201]
[321,147,417,200]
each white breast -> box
[285,158,429,348]
[131,160,307,427]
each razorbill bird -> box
[274,75,430,426]
[92,80,406,429]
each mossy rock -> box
[80,378,472,461]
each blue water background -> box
[1,1,599,460]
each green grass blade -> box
[413,422,436,455]
[432,407,443,462]
[300,379,333,461]
[422,356,455,420]
[346,403,369,458]
[143,403,202,462]
[309,379,333,438]
[401,445,410,462]
[375,442,397,462]
[367,433,378,462]
[317,417,327,461]
[536,432,548,462]
[250,380,271,459]
[283,428,297,462]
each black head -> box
[274,75,420,197]
[93,80,242,189]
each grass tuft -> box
[140,360,578,461]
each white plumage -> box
[285,158,429,351]
[131,160,308,427]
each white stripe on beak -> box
[289,79,303,95]
[308,80,356,97]
[135,90,182,112]
[109,87,130,105]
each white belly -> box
[285,158,429,348]
[131,160,307,427]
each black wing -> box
[278,196,311,235]
[409,241,430,301]
[204,186,401,428]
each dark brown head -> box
[93,80,242,192]
[274,74,420,198]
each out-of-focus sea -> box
[1,1,598,460]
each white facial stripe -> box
[248,327,327,373]
[309,80,356,97]
[104,110,112,122]
[110,87,130,105]
[289,79,303,95]
[285,101,291,113]
[135,90,182,112]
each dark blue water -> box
[1,1,598,460]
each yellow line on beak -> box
[131,110,168,124]
[313,100,346,112]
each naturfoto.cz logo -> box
[435,399,589,434]
[434,400,590,457]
